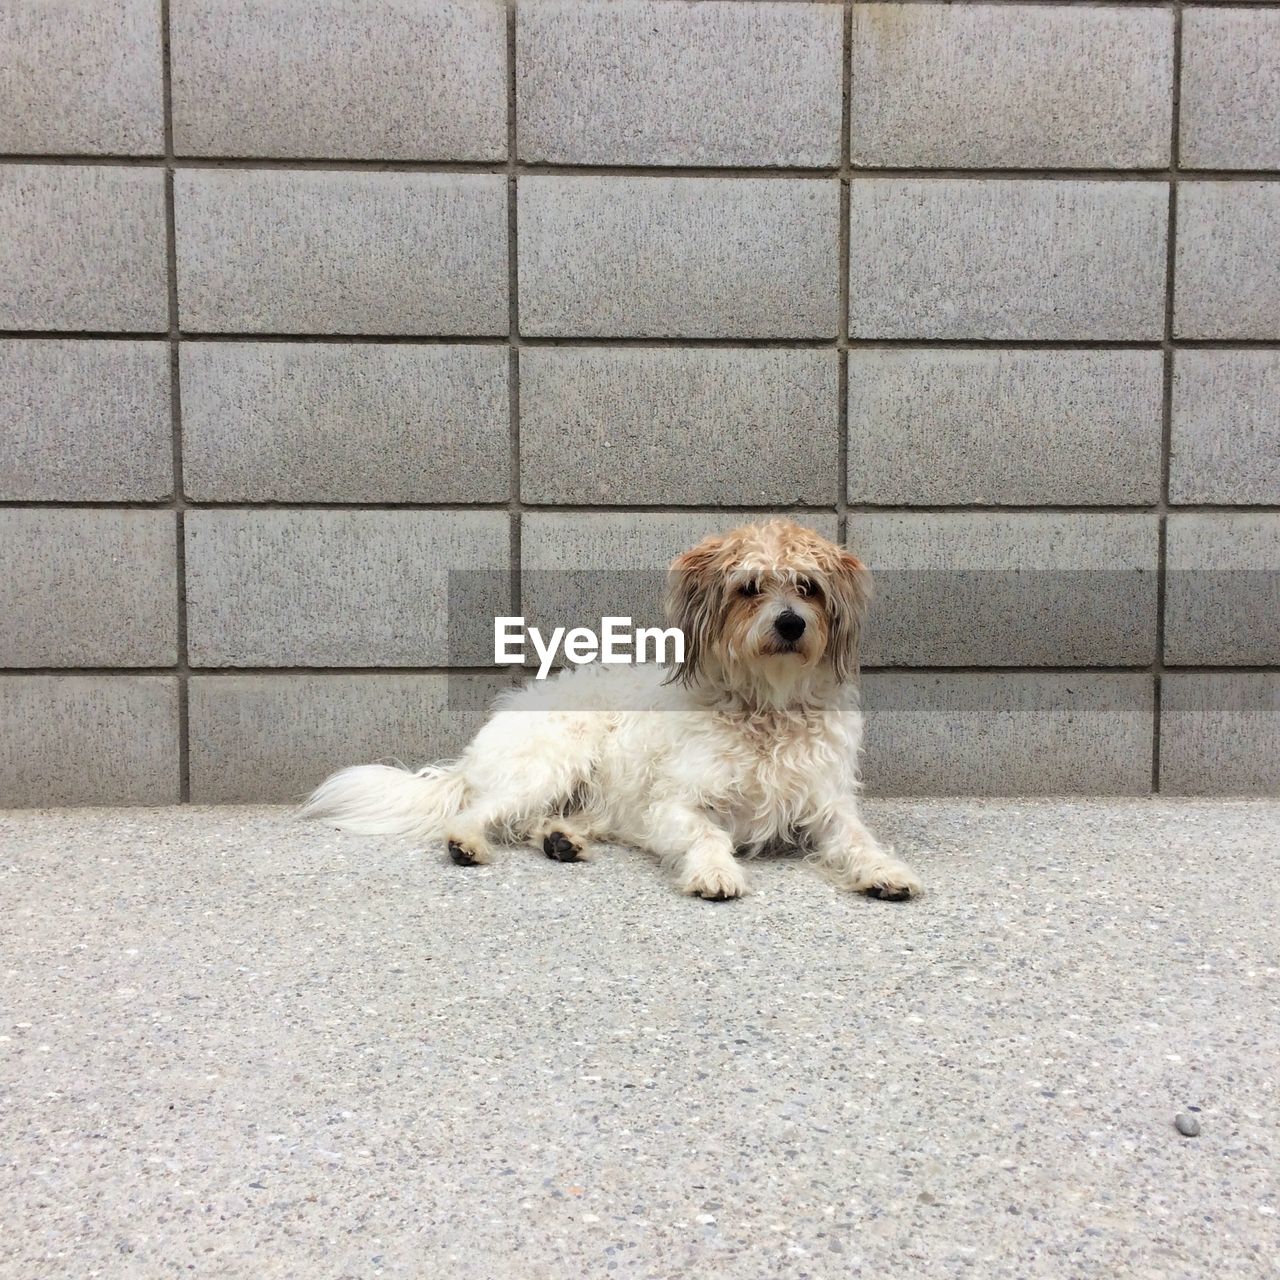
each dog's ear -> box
[825,550,872,682]
[663,537,726,686]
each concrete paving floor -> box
[0,800,1277,1280]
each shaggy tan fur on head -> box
[665,519,872,689]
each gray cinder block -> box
[184,510,510,668]
[0,676,179,806]
[846,514,1159,667]
[520,512,839,638]
[522,511,839,572]
[518,0,842,167]
[181,342,509,502]
[1165,515,1280,666]
[850,4,1173,169]
[171,0,506,160]
[0,0,163,155]
[188,673,512,803]
[520,348,838,505]
[0,166,167,331]
[1175,183,1280,340]
[860,673,1154,797]
[1180,10,1280,171]
[175,170,508,335]
[518,176,838,338]
[849,179,1168,340]
[1160,674,1280,796]
[0,340,172,501]
[0,511,177,667]
[848,349,1163,506]
[1170,351,1280,506]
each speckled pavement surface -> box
[1,801,1277,1280]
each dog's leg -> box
[643,805,748,901]
[807,803,922,901]
[446,797,564,867]
[437,706,602,870]
[444,742,592,868]
[450,810,594,867]
[529,816,593,864]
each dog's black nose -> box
[775,610,806,642]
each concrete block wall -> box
[2,0,1278,805]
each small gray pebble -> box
[1175,1113,1201,1137]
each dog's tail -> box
[300,763,468,839]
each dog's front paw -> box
[842,858,922,902]
[682,862,749,902]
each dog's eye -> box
[739,580,761,598]
[796,578,817,598]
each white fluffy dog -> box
[303,519,921,902]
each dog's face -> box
[665,520,871,695]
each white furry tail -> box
[300,764,467,839]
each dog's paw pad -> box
[543,831,583,863]
[448,840,482,867]
[864,881,914,902]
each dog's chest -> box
[707,713,849,836]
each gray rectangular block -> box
[850,4,1172,169]
[172,0,506,160]
[181,342,509,502]
[860,673,1154,797]
[1180,10,1280,170]
[847,514,1159,667]
[175,171,507,335]
[185,510,509,668]
[1174,183,1280,340]
[1165,515,1280,666]
[0,676,179,806]
[847,350,1163,506]
[521,511,838,639]
[0,166,168,331]
[1160,674,1280,797]
[518,177,838,338]
[518,0,842,167]
[0,510,176,667]
[523,511,840,573]
[849,179,1168,340]
[1170,351,1280,505]
[189,673,511,803]
[0,340,172,501]
[0,0,163,155]
[520,348,838,505]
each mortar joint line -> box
[158,0,191,803]
[1,662,1271,681]
[10,153,1280,186]
[506,0,522,627]
[836,0,853,549]
[1153,0,1185,794]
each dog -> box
[303,519,921,902]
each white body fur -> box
[304,521,921,902]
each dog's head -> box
[664,519,871,698]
